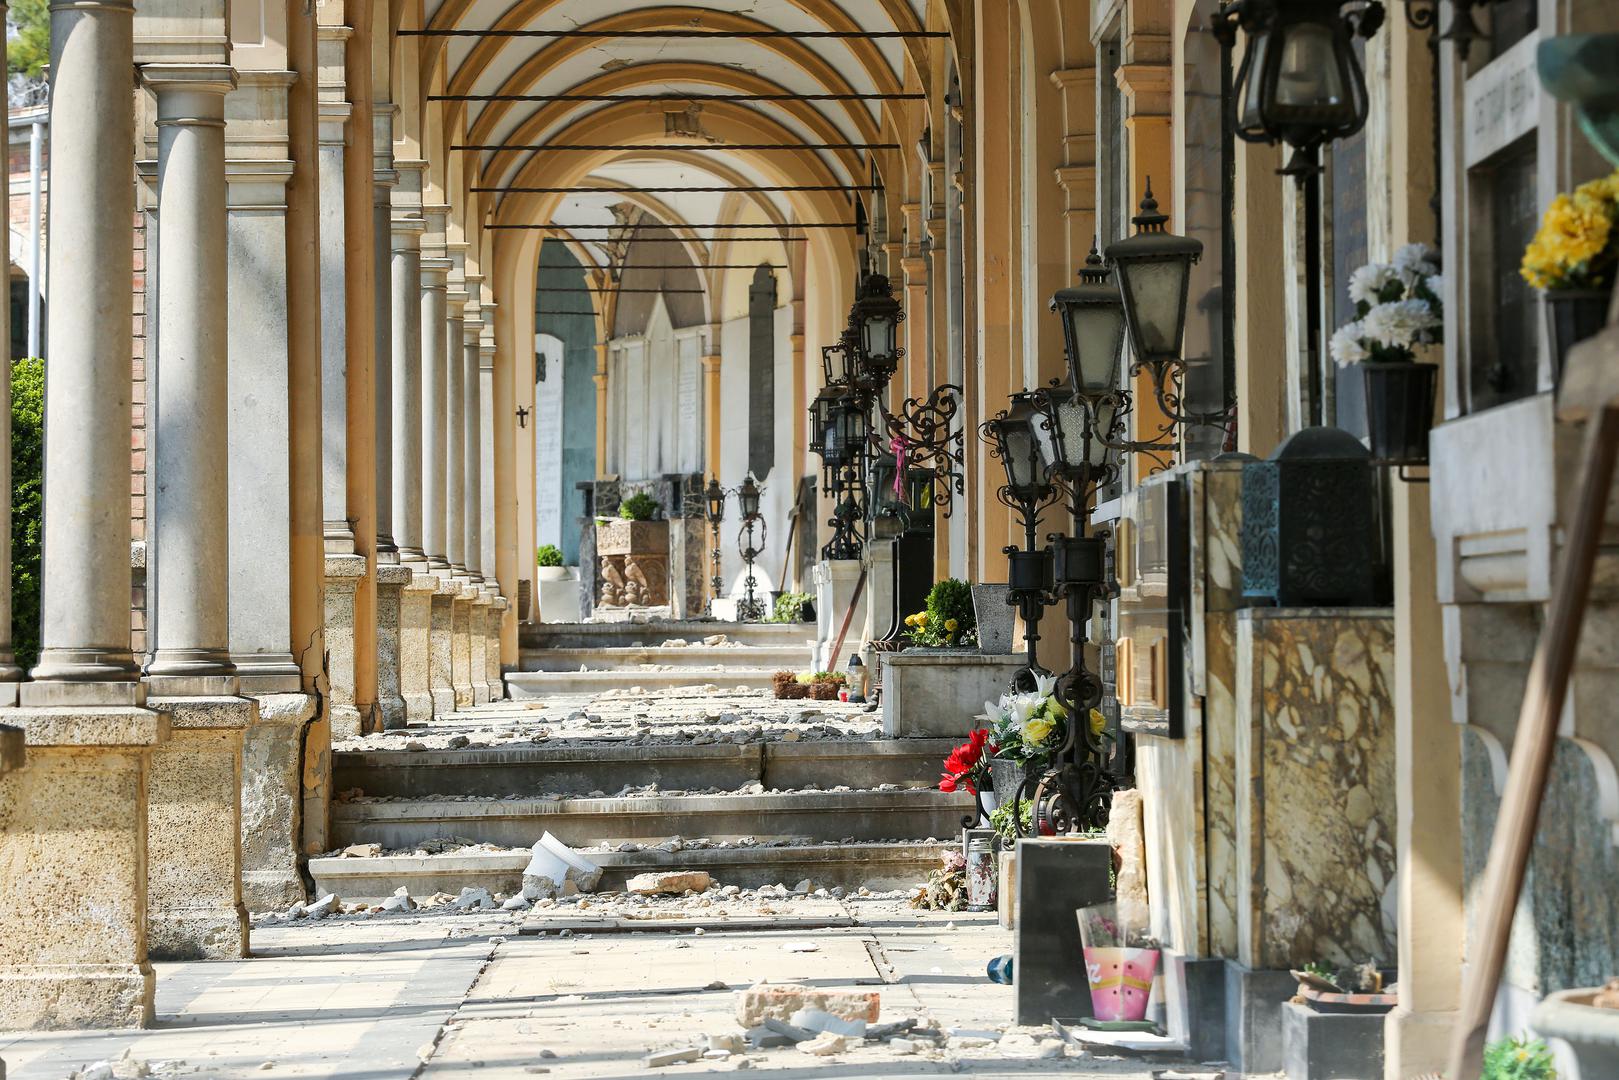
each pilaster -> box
[399,571,436,721]
[479,335,498,577]
[461,292,485,581]
[486,593,508,699]
[374,562,413,728]
[701,352,722,476]
[390,161,427,568]
[469,592,492,704]
[317,23,354,553]
[450,582,476,709]
[421,205,452,573]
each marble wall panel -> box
[1235,609,1397,972]
[1204,610,1240,959]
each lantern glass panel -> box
[1003,420,1042,492]
[739,479,761,518]
[1087,397,1121,469]
[864,314,896,362]
[1057,393,1094,468]
[1068,302,1127,392]
[1118,257,1192,359]
[1275,22,1345,110]
[1238,29,1271,129]
[705,481,726,522]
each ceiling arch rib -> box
[420,0,928,108]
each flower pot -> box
[990,758,1033,804]
[1544,288,1613,385]
[536,565,570,582]
[1082,947,1161,1022]
[1531,986,1619,1078]
[1358,360,1437,466]
[972,584,1014,655]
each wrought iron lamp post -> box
[735,474,768,621]
[981,393,1060,690]
[704,476,727,617]
[1213,0,1381,426]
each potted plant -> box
[938,728,997,826]
[769,591,815,623]
[902,578,978,648]
[536,543,568,581]
[1522,168,1619,384]
[1330,243,1444,466]
[618,492,662,521]
[806,671,846,700]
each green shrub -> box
[1482,1035,1557,1080]
[769,591,813,622]
[618,492,660,521]
[990,799,1033,844]
[536,543,563,567]
[903,577,978,647]
[12,358,41,672]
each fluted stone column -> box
[1,0,167,1031]
[390,212,426,566]
[141,64,253,962]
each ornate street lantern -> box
[823,394,871,467]
[809,386,842,458]
[1106,182,1203,375]
[850,271,904,381]
[982,392,1051,504]
[737,473,762,519]
[704,476,726,523]
[1031,385,1124,479]
[1050,247,1128,395]
[1222,0,1381,175]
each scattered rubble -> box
[626,870,711,895]
[735,983,881,1027]
[643,1047,703,1068]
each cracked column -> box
[141,63,253,962]
[0,0,167,1029]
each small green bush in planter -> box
[1481,1035,1556,1080]
[618,492,661,521]
[769,591,813,623]
[536,544,563,568]
[903,578,978,647]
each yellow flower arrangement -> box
[1023,717,1055,745]
[1089,708,1107,737]
[1522,169,1619,290]
[944,618,959,632]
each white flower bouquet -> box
[977,674,1068,768]
[1329,243,1445,366]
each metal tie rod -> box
[489,222,858,229]
[492,229,812,241]
[475,184,874,193]
[584,263,786,270]
[455,141,898,152]
[537,287,707,294]
[402,28,949,38]
[435,92,925,102]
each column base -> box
[429,581,456,715]
[450,585,475,709]
[241,693,317,912]
[401,574,438,722]
[375,563,413,730]
[146,698,254,961]
[1383,1003,1458,1079]
[0,707,167,1030]
[323,554,368,741]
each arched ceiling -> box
[408,0,939,298]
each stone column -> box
[462,308,483,581]
[140,64,255,962]
[478,321,497,579]
[451,580,475,708]
[1,0,167,1030]
[144,65,236,688]
[389,210,426,566]
[486,594,508,699]
[469,592,491,704]
[322,555,365,738]
[317,66,352,553]
[223,74,302,692]
[372,110,397,558]
[702,352,721,478]
[446,275,467,577]
[400,571,436,720]
[420,216,451,573]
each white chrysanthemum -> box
[1361,299,1440,351]
[1349,263,1400,306]
[1330,322,1369,366]
[1393,242,1439,274]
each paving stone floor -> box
[0,901,1222,1080]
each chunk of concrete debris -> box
[707,1034,745,1053]
[626,870,711,895]
[889,1038,920,1055]
[792,879,812,895]
[702,634,728,646]
[453,886,497,911]
[796,1034,846,1057]
[381,889,416,913]
[788,1007,866,1038]
[761,1018,816,1043]
[736,983,881,1027]
[522,832,603,899]
[341,843,381,858]
[744,1025,797,1050]
[643,1047,703,1068]
[701,1049,732,1061]
[502,894,532,911]
[305,893,341,919]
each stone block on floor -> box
[1011,837,1113,1026]
[881,651,1026,737]
[1282,1000,1385,1080]
[146,696,255,961]
[0,707,167,1030]
[1224,959,1299,1075]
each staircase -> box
[310,620,969,903]
[508,619,817,695]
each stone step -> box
[330,788,974,850]
[521,619,812,651]
[505,668,784,696]
[309,840,951,901]
[334,737,959,799]
[517,644,814,672]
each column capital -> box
[421,256,452,285]
[141,63,237,101]
[447,286,470,309]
